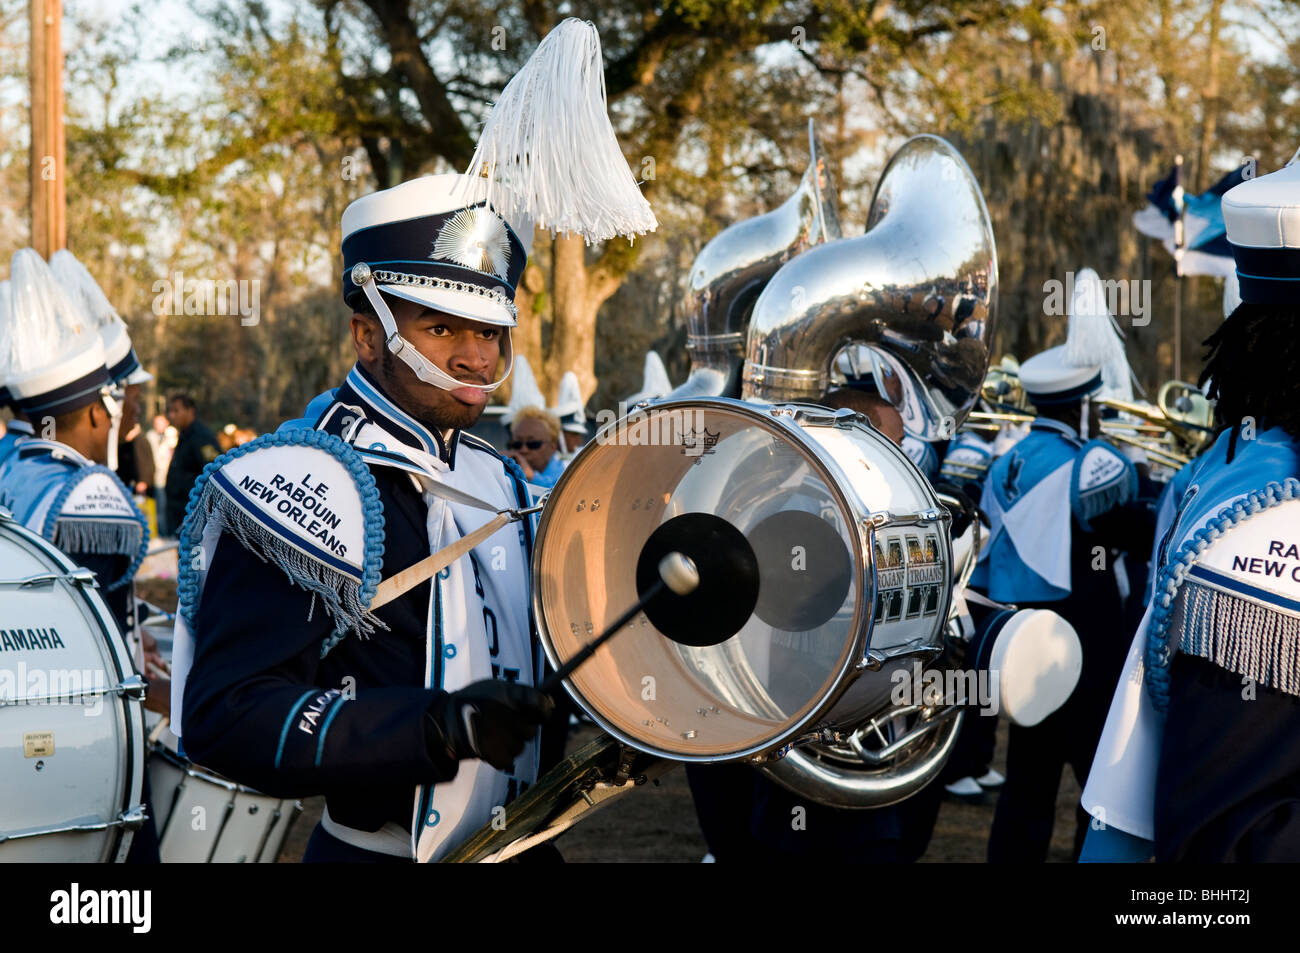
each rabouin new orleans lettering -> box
[236,472,348,557]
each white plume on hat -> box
[463,18,657,243]
[1064,267,1132,402]
[50,249,152,385]
[552,371,583,416]
[503,354,547,425]
[4,248,105,395]
[625,351,672,405]
[551,370,588,434]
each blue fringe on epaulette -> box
[1173,580,1300,698]
[42,464,150,591]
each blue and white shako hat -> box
[342,173,533,330]
[3,248,113,418]
[1021,267,1130,405]
[342,18,656,396]
[50,250,152,387]
[1222,150,1300,305]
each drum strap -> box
[371,511,513,610]
[370,480,539,610]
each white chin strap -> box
[101,386,124,472]
[353,265,513,394]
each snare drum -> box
[533,398,952,763]
[0,512,146,862]
[147,721,301,863]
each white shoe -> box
[976,769,1005,789]
[701,852,716,863]
[944,776,984,799]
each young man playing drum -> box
[169,19,656,863]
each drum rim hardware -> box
[2,672,148,707]
[0,805,147,845]
[0,567,98,589]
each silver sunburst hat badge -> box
[430,207,511,279]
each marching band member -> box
[973,268,1158,861]
[0,250,149,640]
[0,249,162,861]
[168,18,656,863]
[49,250,170,680]
[1082,155,1300,861]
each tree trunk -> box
[1194,0,1224,193]
[543,234,621,404]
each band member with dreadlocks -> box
[1082,155,1300,861]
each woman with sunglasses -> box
[507,405,566,489]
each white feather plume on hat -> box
[551,370,588,434]
[503,354,547,425]
[625,351,671,405]
[5,249,101,381]
[1065,268,1133,402]
[462,18,657,244]
[50,249,152,385]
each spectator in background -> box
[115,381,155,499]
[163,393,221,536]
[145,414,174,531]
[506,405,565,488]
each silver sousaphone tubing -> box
[742,135,999,807]
[743,134,998,442]
[667,118,842,399]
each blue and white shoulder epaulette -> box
[1070,438,1137,529]
[1147,479,1300,706]
[177,429,386,654]
[44,465,149,590]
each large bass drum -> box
[533,398,953,767]
[0,511,146,861]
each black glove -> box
[426,680,555,772]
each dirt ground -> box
[138,579,1082,864]
[273,721,1082,863]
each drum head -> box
[534,399,870,761]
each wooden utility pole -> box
[30,0,66,258]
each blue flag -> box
[1132,163,1247,277]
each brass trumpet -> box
[962,396,1205,471]
[964,410,1035,433]
[1094,393,1214,466]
